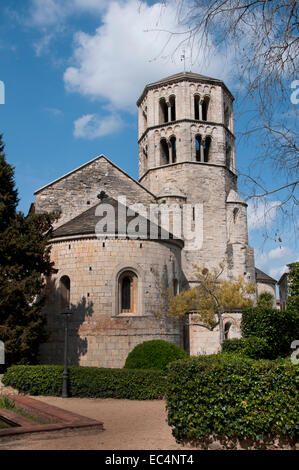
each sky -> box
[0,0,297,287]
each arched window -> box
[119,271,138,314]
[226,145,231,167]
[169,136,176,163]
[173,279,179,295]
[202,97,209,121]
[194,95,200,120]
[195,135,202,161]
[60,276,70,310]
[143,145,148,172]
[159,98,168,124]
[169,95,176,122]
[224,105,230,128]
[203,136,211,162]
[224,322,232,340]
[160,138,170,165]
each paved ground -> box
[0,396,195,450]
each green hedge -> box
[124,340,188,372]
[2,365,166,400]
[166,354,299,443]
[222,336,270,359]
[241,307,299,359]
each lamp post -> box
[61,307,72,398]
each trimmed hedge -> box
[124,340,188,372]
[2,365,165,400]
[222,336,270,359]
[241,307,299,359]
[166,354,299,443]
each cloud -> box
[247,199,281,231]
[268,246,292,260]
[73,113,123,139]
[29,0,108,27]
[64,0,233,112]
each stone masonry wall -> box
[35,156,155,229]
[39,237,184,368]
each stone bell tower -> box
[137,72,255,284]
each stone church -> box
[33,72,273,368]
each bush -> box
[2,365,165,400]
[166,354,299,444]
[124,340,188,372]
[222,336,270,359]
[241,307,299,358]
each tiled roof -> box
[255,267,277,284]
[52,195,183,246]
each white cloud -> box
[64,0,233,112]
[29,0,108,26]
[247,199,281,231]
[268,246,292,260]
[73,113,123,139]
[269,265,288,281]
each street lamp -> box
[61,307,72,398]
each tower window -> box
[224,105,230,128]
[202,97,209,121]
[119,271,138,314]
[160,138,170,165]
[169,136,177,163]
[159,98,168,124]
[194,95,200,120]
[226,145,232,167]
[203,136,211,162]
[60,276,70,310]
[169,95,176,122]
[195,135,202,161]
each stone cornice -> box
[138,119,235,144]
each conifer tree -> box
[0,134,18,231]
[0,135,57,366]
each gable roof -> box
[52,196,184,247]
[34,154,155,199]
[255,267,277,284]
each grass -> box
[0,396,47,424]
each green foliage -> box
[0,135,58,366]
[241,307,299,359]
[287,262,299,313]
[0,134,19,232]
[0,395,15,410]
[2,365,166,400]
[222,336,270,359]
[123,340,188,372]
[257,292,274,309]
[166,354,299,443]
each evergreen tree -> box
[287,262,299,314]
[0,135,57,366]
[0,134,19,231]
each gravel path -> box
[0,396,195,450]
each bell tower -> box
[137,72,255,283]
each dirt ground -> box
[0,396,196,450]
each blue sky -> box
[0,0,297,286]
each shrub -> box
[2,365,165,400]
[166,354,299,444]
[124,340,188,372]
[241,307,299,358]
[222,336,270,359]
[257,292,275,309]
